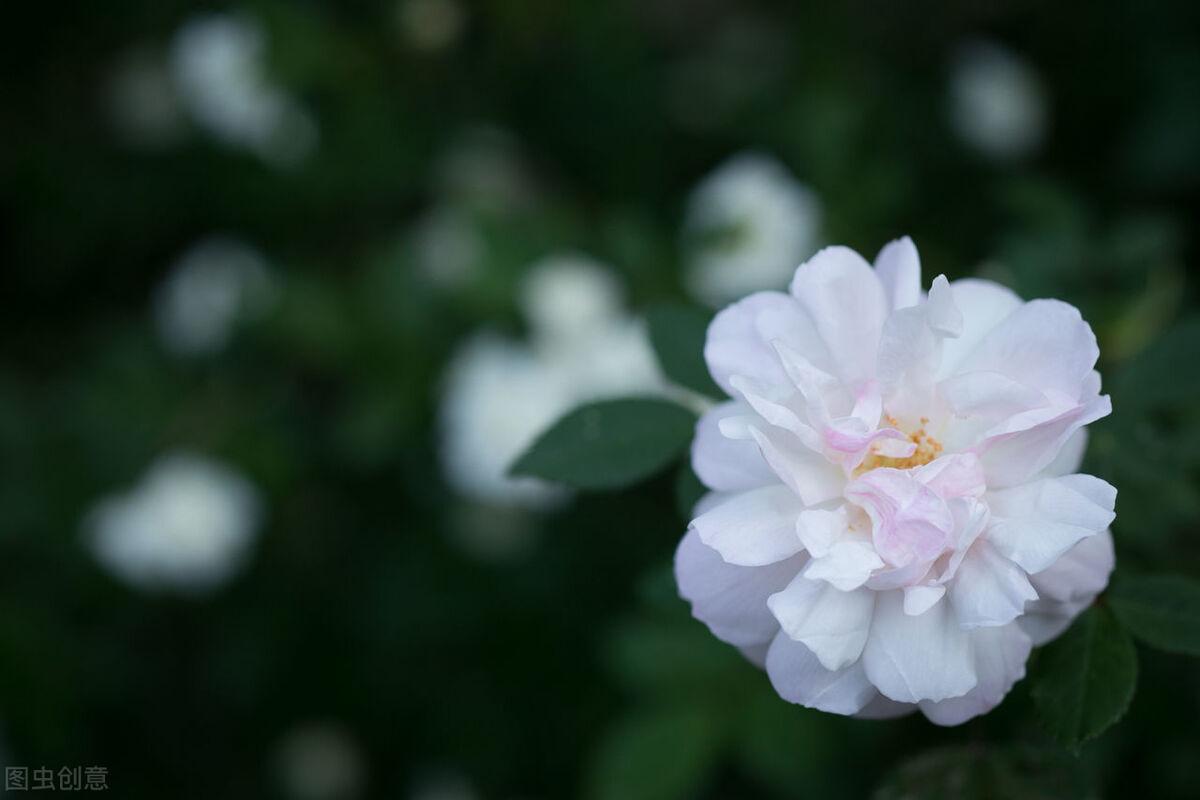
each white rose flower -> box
[154,236,277,357]
[684,153,822,308]
[676,237,1115,725]
[86,452,263,593]
[171,14,318,167]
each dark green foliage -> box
[510,399,696,490]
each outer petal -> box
[873,236,921,310]
[691,485,806,567]
[938,279,1022,380]
[766,632,876,715]
[1029,528,1115,603]
[1015,529,1113,645]
[950,299,1100,401]
[1019,596,1091,646]
[986,474,1116,574]
[768,575,876,670]
[949,541,1037,628]
[789,247,888,386]
[675,529,805,647]
[919,623,1032,726]
[855,694,917,720]
[977,393,1111,488]
[861,590,977,704]
[691,401,778,492]
[1041,428,1088,478]
[704,291,831,397]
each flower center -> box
[854,415,942,475]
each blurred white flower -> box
[396,0,466,53]
[274,722,366,800]
[518,253,624,343]
[439,255,664,512]
[441,333,575,509]
[171,14,318,167]
[86,452,263,594]
[684,153,822,307]
[154,236,277,357]
[949,41,1048,161]
[105,46,185,149]
[678,237,1114,724]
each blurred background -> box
[3,1,1200,797]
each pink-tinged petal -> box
[675,528,805,647]
[862,590,977,703]
[846,469,954,568]
[855,694,917,719]
[903,584,946,615]
[705,291,832,397]
[1029,528,1114,604]
[986,474,1116,574]
[919,623,1032,726]
[821,418,912,472]
[937,279,1023,380]
[766,631,877,715]
[748,425,845,506]
[691,401,778,492]
[803,540,885,591]
[912,453,986,500]
[796,507,849,558]
[691,485,806,567]
[873,236,922,310]
[949,541,1038,629]
[1041,428,1088,478]
[790,246,889,386]
[768,574,876,670]
[950,299,1100,400]
[977,393,1111,488]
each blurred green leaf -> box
[584,706,722,800]
[645,304,721,398]
[510,398,696,490]
[1111,316,1200,412]
[1030,606,1138,749]
[872,744,1093,800]
[1109,574,1200,656]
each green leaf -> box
[1108,573,1200,656]
[646,304,722,398]
[1030,606,1138,749]
[584,706,722,800]
[510,398,696,490]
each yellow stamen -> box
[853,414,942,476]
